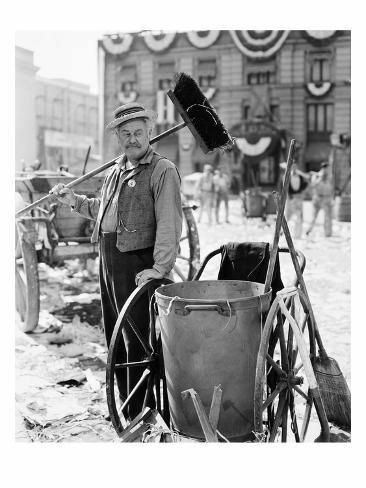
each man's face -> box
[115,118,150,162]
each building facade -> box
[98,30,351,192]
[15,45,100,175]
[15,47,39,171]
[35,77,99,174]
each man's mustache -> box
[127,144,141,148]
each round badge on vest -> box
[128,179,136,188]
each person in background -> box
[213,168,231,224]
[280,161,311,239]
[49,102,183,420]
[306,162,334,237]
[195,163,215,225]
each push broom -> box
[16,72,234,218]
[272,191,351,430]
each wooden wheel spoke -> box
[300,397,313,441]
[142,372,154,411]
[281,391,289,442]
[289,390,301,442]
[119,368,151,414]
[269,393,287,442]
[266,354,286,377]
[114,359,153,369]
[292,384,309,401]
[126,314,153,356]
[294,362,304,375]
[262,382,287,412]
[277,310,290,372]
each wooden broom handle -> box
[264,139,296,293]
[273,191,328,358]
[15,121,187,218]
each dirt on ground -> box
[15,198,351,443]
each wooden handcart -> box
[105,245,330,443]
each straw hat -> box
[106,102,157,130]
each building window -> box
[270,104,280,122]
[118,64,138,104]
[307,50,333,84]
[197,58,217,88]
[51,99,63,130]
[156,62,175,128]
[311,58,331,83]
[75,104,86,133]
[35,96,46,125]
[247,68,276,86]
[307,103,334,138]
[242,102,251,121]
[88,107,98,141]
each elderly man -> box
[50,102,183,419]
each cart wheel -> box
[15,219,40,333]
[173,203,200,282]
[254,287,330,442]
[106,278,173,437]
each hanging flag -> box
[143,31,176,52]
[102,34,133,54]
[305,81,333,98]
[186,31,221,49]
[229,30,290,59]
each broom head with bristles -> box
[314,355,351,431]
[168,72,234,154]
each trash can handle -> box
[181,304,233,317]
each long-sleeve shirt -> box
[71,146,182,276]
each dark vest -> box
[115,153,164,252]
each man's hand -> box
[49,183,77,206]
[135,268,164,286]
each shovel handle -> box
[264,139,296,293]
[273,191,328,358]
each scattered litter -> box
[35,310,63,333]
[63,293,100,304]
[56,370,86,387]
[17,388,86,427]
[57,344,85,358]
[48,334,73,345]
[78,356,106,371]
[85,368,102,392]
[88,405,107,417]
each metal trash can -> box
[155,280,271,441]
